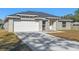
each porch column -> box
[45,20,50,31]
[39,20,42,32]
[8,19,14,32]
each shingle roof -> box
[9,11,58,17]
[6,11,73,22]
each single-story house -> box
[4,11,73,32]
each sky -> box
[0,8,77,20]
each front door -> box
[42,21,46,31]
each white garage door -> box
[14,21,40,32]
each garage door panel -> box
[14,21,39,32]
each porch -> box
[42,19,57,32]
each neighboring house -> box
[0,19,3,29]
[4,11,73,32]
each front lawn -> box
[0,29,20,51]
[48,30,79,42]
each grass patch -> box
[48,30,79,42]
[0,29,20,51]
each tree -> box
[75,8,79,16]
[63,8,79,22]
[63,14,73,19]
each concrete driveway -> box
[16,32,79,51]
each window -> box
[62,21,66,27]
[49,20,53,25]
[43,21,46,25]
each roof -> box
[9,11,58,17]
[5,11,73,22]
[73,22,79,24]
[58,19,73,22]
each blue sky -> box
[0,8,77,20]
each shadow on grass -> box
[10,43,32,51]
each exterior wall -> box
[8,19,14,32]
[51,21,57,30]
[4,19,43,32]
[4,19,14,32]
[21,18,35,20]
[48,20,57,31]
[56,21,72,30]
[20,17,46,21]
[39,20,42,31]
[4,22,9,31]
[4,18,72,32]
[45,20,50,31]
